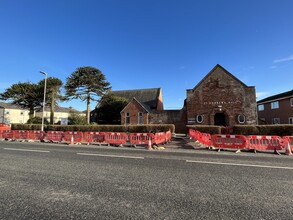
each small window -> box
[289,117,293,124]
[125,112,130,125]
[5,111,9,115]
[272,118,280,124]
[258,104,264,111]
[238,114,246,124]
[138,112,143,124]
[196,115,204,124]
[271,101,279,109]
[291,98,293,107]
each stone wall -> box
[149,108,187,133]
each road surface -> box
[0,141,293,219]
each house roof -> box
[0,102,27,110]
[257,89,293,103]
[192,64,249,91]
[109,88,161,109]
[36,106,82,113]
[120,97,150,113]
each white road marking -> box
[4,148,50,153]
[77,153,144,160]
[186,160,293,170]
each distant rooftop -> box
[257,89,293,103]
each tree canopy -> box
[0,82,43,119]
[38,77,63,124]
[94,94,128,124]
[65,66,111,124]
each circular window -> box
[238,114,246,124]
[196,115,204,124]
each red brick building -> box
[92,64,257,131]
[186,64,257,126]
[114,88,163,125]
[257,90,293,124]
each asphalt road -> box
[0,141,293,220]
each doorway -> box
[214,113,226,126]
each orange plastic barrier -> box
[45,131,64,142]
[197,132,212,146]
[14,130,30,140]
[83,132,105,143]
[283,136,293,151]
[189,129,196,139]
[64,131,83,143]
[247,135,284,151]
[129,133,154,146]
[165,130,172,143]
[105,132,128,145]
[2,130,14,139]
[212,134,247,149]
[0,124,11,131]
[28,130,45,141]
[154,132,166,145]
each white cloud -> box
[273,54,293,63]
[269,65,277,69]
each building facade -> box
[186,64,257,126]
[35,106,85,124]
[0,102,31,124]
[257,90,293,124]
[93,64,257,132]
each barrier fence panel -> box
[154,132,166,145]
[189,129,196,139]
[247,135,284,151]
[211,134,248,150]
[45,131,64,143]
[64,131,83,143]
[165,130,172,143]
[28,130,45,141]
[14,130,30,140]
[83,132,105,143]
[105,132,128,145]
[0,124,11,131]
[2,130,15,139]
[198,132,212,146]
[129,133,154,146]
[283,136,293,151]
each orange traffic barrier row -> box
[190,129,293,154]
[0,130,172,147]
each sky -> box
[0,0,292,111]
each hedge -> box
[233,125,293,136]
[186,125,221,135]
[11,124,175,133]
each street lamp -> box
[40,71,48,132]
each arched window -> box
[238,114,246,124]
[196,115,204,124]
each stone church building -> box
[186,64,257,126]
[92,64,257,132]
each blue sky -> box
[0,0,292,111]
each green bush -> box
[232,125,293,136]
[11,124,42,130]
[186,125,221,135]
[11,124,175,133]
[232,125,259,135]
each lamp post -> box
[40,71,48,132]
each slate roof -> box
[192,64,250,91]
[36,106,82,113]
[0,102,27,110]
[257,90,293,103]
[121,97,151,113]
[109,88,161,110]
